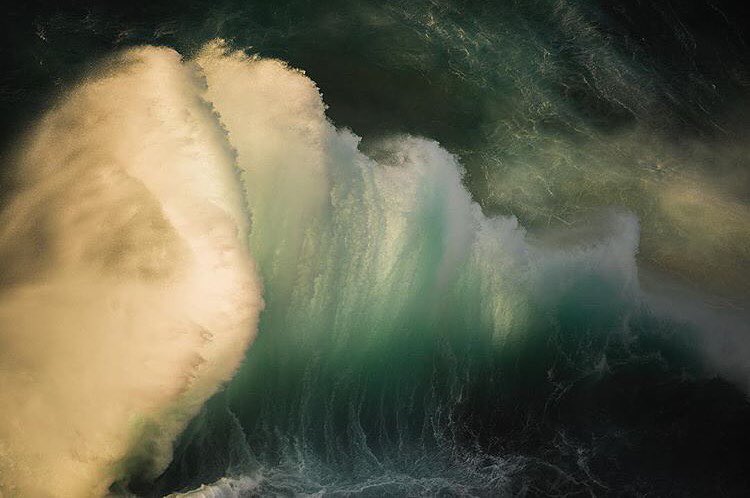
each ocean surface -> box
[1,1,750,496]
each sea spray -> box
[0,47,262,496]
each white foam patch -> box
[0,47,262,497]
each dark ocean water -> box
[2,1,750,496]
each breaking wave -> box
[1,38,749,497]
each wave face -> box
[0,47,262,496]
[135,43,747,496]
